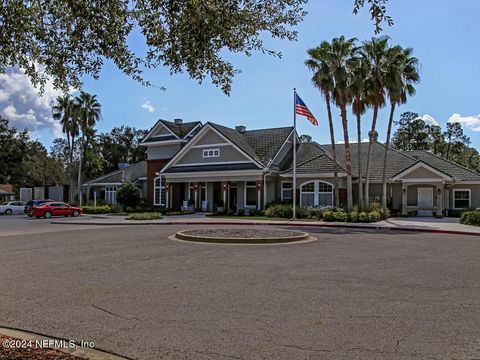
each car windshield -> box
[1,202,8,205]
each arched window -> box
[154,176,166,206]
[300,181,334,207]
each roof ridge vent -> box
[174,118,183,124]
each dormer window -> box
[203,148,220,158]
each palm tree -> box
[361,36,389,211]
[52,95,80,202]
[305,41,340,207]
[381,46,420,211]
[330,36,359,211]
[351,58,369,211]
[75,91,101,206]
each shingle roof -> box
[401,150,480,181]
[0,189,14,195]
[161,120,201,138]
[83,161,147,185]
[319,142,417,182]
[208,123,293,166]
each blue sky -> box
[2,0,480,148]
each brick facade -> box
[146,159,169,205]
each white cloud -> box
[141,99,155,113]
[448,113,480,132]
[416,114,439,126]
[0,67,66,139]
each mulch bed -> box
[0,334,84,360]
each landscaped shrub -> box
[116,183,142,210]
[126,212,162,220]
[347,211,359,222]
[248,208,257,216]
[81,205,111,214]
[460,211,480,226]
[226,208,235,216]
[368,210,381,222]
[265,204,293,218]
[358,212,369,222]
[237,209,245,216]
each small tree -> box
[116,183,142,209]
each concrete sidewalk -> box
[50,214,480,236]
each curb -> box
[0,326,129,360]
[49,220,480,237]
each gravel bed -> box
[180,228,304,239]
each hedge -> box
[460,211,480,226]
[81,205,111,214]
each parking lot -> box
[0,216,479,359]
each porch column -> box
[165,182,169,209]
[401,184,408,216]
[436,183,443,218]
[221,181,229,210]
[193,182,199,210]
[256,180,263,211]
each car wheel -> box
[72,210,80,217]
[5,209,12,215]
[44,211,52,219]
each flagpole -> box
[293,88,297,219]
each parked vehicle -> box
[24,199,54,216]
[32,202,82,219]
[0,201,26,215]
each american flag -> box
[295,94,318,126]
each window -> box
[244,181,257,207]
[154,177,166,206]
[202,148,220,158]
[300,182,315,207]
[300,181,334,207]
[281,182,292,201]
[453,189,470,209]
[105,187,117,204]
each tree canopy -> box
[0,0,391,94]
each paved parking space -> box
[0,223,479,359]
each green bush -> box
[126,212,162,221]
[248,208,256,216]
[347,211,359,222]
[265,204,293,218]
[237,209,245,216]
[335,211,347,222]
[116,183,142,210]
[322,210,336,221]
[81,205,111,214]
[226,208,235,216]
[368,210,381,222]
[460,211,480,226]
[358,212,368,222]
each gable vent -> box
[235,125,246,133]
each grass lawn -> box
[126,212,162,220]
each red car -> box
[32,202,82,219]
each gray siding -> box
[176,145,249,165]
[147,144,181,160]
[196,130,227,145]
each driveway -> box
[0,223,479,359]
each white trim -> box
[184,123,202,138]
[140,139,187,146]
[400,179,446,183]
[159,170,263,179]
[153,176,166,206]
[173,160,252,167]
[453,188,471,209]
[244,181,257,208]
[299,180,334,207]
[142,120,180,143]
[161,123,264,172]
[83,182,122,186]
[453,181,480,185]
[391,162,453,181]
[191,143,230,148]
[202,148,220,158]
[281,181,293,201]
[269,129,294,168]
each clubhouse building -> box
[83,119,480,216]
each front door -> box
[418,187,433,207]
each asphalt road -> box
[0,217,479,359]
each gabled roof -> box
[83,161,147,186]
[391,161,453,181]
[141,119,201,144]
[208,122,294,167]
[401,150,480,181]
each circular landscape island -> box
[174,228,312,244]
